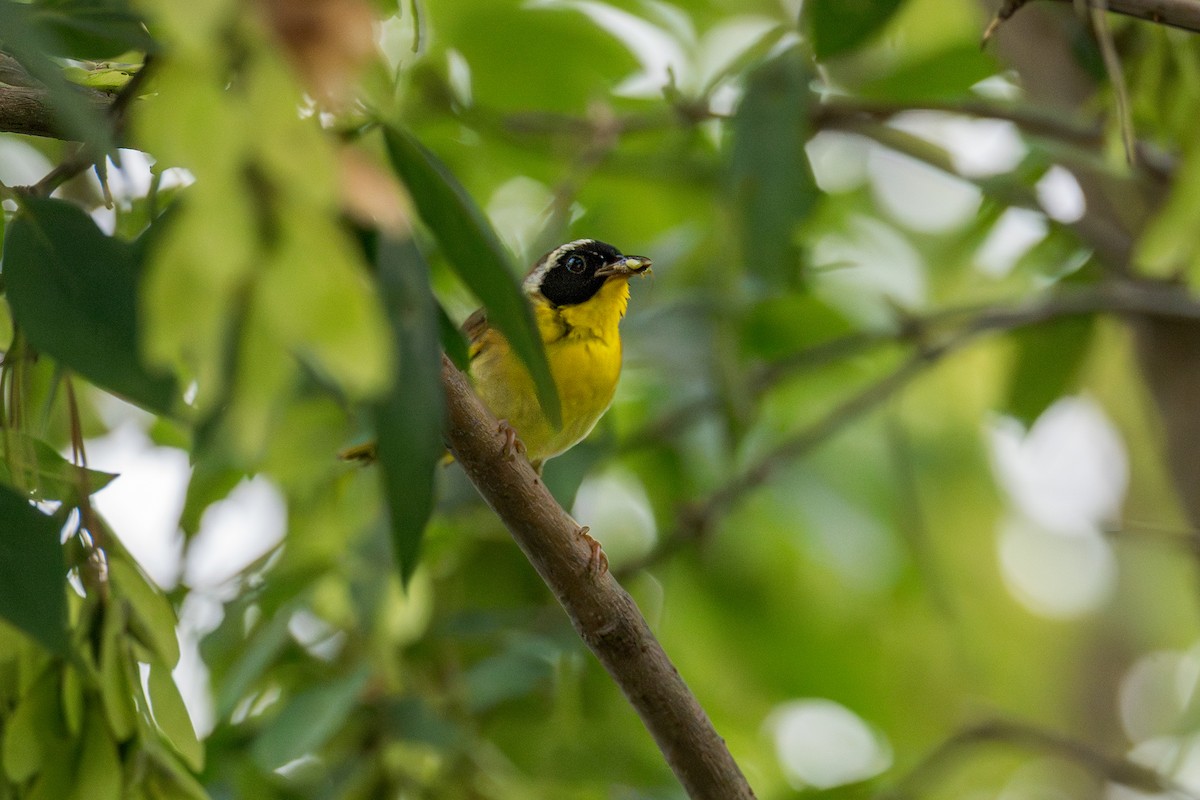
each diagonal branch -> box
[879,718,1198,799]
[439,355,756,800]
[815,99,1176,180]
[723,281,1200,501]
[627,281,1200,455]
[622,280,1200,573]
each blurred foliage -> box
[1,0,1200,798]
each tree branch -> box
[827,115,1145,266]
[0,68,113,140]
[985,0,1200,38]
[439,356,756,800]
[879,718,1197,799]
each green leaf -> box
[98,601,137,741]
[250,666,370,771]
[140,736,212,800]
[62,62,137,92]
[807,0,906,59]
[0,485,67,653]
[4,198,178,415]
[1138,136,1200,279]
[68,708,120,800]
[26,1,156,60]
[61,663,84,735]
[254,203,393,401]
[0,2,114,152]
[1012,224,1091,280]
[858,44,1000,101]
[1,667,68,782]
[1005,315,1097,425]
[372,237,445,585]
[107,553,180,668]
[28,756,78,800]
[729,49,819,289]
[145,656,203,772]
[178,461,244,538]
[462,634,560,713]
[740,294,855,362]
[386,697,464,749]
[0,431,117,503]
[382,125,560,426]
[209,599,295,719]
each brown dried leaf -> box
[339,145,412,234]
[256,0,377,105]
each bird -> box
[344,239,651,474]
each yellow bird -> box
[345,239,651,472]
[467,239,651,471]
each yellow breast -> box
[469,278,630,467]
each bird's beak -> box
[595,255,652,278]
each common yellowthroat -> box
[345,239,651,472]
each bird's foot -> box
[497,420,526,462]
[576,525,608,578]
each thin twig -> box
[64,378,100,544]
[26,142,92,197]
[824,116,1047,210]
[624,327,891,449]
[440,355,756,800]
[627,281,1200,455]
[713,281,1200,506]
[620,350,939,575]
[831,114,1145,264]
[1089,0,1138,166]
[878,718,1198,800]
[496,95,1177,179]
[623,280,1200,572]
[1104,519,1200,552]
[701,348,941,527]
[816,98,1174,179]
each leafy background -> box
[1,0,1200,798]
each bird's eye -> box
[564,254,586,274]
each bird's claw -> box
[576,525,608,578]
[497,420,526,461]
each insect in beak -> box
[595,255,652,278]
